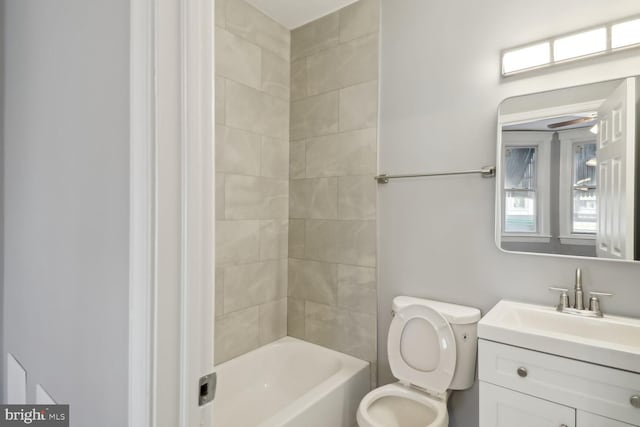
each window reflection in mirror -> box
[497,77,639,261]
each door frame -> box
[129,0,215,426]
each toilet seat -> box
[356,383,448,427]
[387,304,456,394]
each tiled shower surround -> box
[287,0,379,377]
[214,0,379,377]
[215,0,291,364]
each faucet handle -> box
[588,291,613,315]
[589,291,614,297]
[549,287,570,310]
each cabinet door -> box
[578,411,636,427]
[480,382,576,427]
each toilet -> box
[357,296,481,427]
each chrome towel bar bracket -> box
[375,166,496,184]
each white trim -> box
[129,0,215,425]
[500,132,551,242]
[179,0,215,425]
[129,0,156,425]
[500,100,604,126]
[502,235,552,243]
[558,128,598,243]
[560,236,596,245]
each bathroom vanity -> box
[478,300,640,427]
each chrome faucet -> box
[549,268,613,318]
[574,268,584,310]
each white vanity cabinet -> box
[578,412,635,427]
[480,381,575,427]
[478,340,640,427]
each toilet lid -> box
[387,304,456,394]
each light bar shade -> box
[553,28,607,61]
[502,16,640,76]
[502,42,550,74]
[612,18,640,49]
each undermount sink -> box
[478,300,640,373]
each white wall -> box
[3,1,130,426]
[378,1,640,426]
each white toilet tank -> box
[392,296,481,390]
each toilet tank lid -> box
[392,296,481,324]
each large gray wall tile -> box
[291,58,307,101]
[288,219,305,258]
[290,140,306,179]
[226,81,289,139]
[291,13,339,60]
[224,259,287,312]
[337,264,376,314]
[287,297,305,339]
[225,175,288,219]
[259,298,287,344]
[261,137,289,179]
[216,220,261,265]
[216,267,225,318]
[259,219,288,260]
[215,0,226,29]
[216,173,225,219]
[215,77,226,125]
[225,0,290,59]
[216,125,261,176]
[338,175,376,220]
[262,50,290,100]
[216,28,261,89]
[306,129,377,178]
[290,91,339,140]
[290,178,338,219]
[339,0,380,43]
[288,258,337,305]
[339,80,379,132]
[215,306,260,364]
[306,34,378,96]
[305,301,376,361]
[305,220,376,267]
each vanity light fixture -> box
[553,27,607,62]
[612,18,640,49]
[502,15,640,76]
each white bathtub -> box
[213,336,370,427]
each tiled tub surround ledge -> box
[213,337,370,427]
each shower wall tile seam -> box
[288,77,379,101]
[216,72,292,103]
[293,30,378,62]
[288,125,378,142]
[217,0,290,61]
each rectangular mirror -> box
[496,77,640,261]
